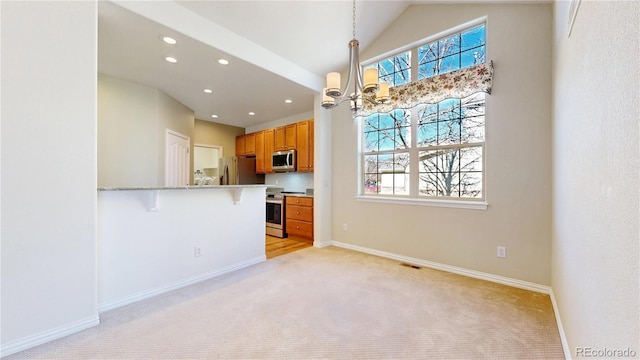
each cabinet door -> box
[285,123,297,149]
[255,131,265,173]
[296,120,310,172]
[235,135,246,156]
[275,126,286,151]
[245,132,256,156]
[265,129,275,173]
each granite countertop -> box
[98,185,270,191]
[283,193,314,198]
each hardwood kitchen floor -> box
[266,235,312,259]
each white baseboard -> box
[98,255,266,313]
[313,240,332,248]
[0,315,100,358]
[550,288,572,360]
[330,241,551,294]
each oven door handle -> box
[266,199,283,204]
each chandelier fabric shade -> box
[321,0,391,111]
[358,61,494,117]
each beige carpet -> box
[7,246,565,359]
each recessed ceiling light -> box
[203,89,213,94]
[165,56,177,63]
[218,59,229,65]
[285,99,293,104]
[162,36,177,45]
[248,112,255,116]
[211,115,218,118]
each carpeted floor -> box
[6,246,565,359]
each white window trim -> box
[356,195,488,210]
[361,16,488,67]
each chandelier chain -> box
[352,0,356,39]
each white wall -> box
[98,74,195,187]
[98,74,158,187]
[0,1,99,356]
[98,187,266,311]
[331,4,553,285]
[552,0,639,356]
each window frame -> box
[356,17,489,210]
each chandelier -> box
[321,0,390,112]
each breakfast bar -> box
[97,185,268,311]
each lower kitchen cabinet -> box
[286,196,313,240]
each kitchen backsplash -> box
[265,172,313,193]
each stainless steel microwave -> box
[272,149,296,172]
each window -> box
[360,23,488,204]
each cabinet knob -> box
[296,226,300,229]
[296,211,300,215]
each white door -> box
[165,129,190,186]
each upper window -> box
[361,23,487,202]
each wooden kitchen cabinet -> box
[236,133,256,157]
[296,119,314,172]
[255,130,266,173]
[264,128,275,173]
[244,133,256,156]
[254,129,275,174]
[286,196,313,240]
[235,135,246,156]
[275,124,297,151]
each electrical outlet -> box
[194,246,202,257]
[497,246,506,258]
[343,223,348,232]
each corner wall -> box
[1,2,99,356]
[551,1,639,355]
[331,4,554,285]
[98,74,194,187]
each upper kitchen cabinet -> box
[235,135,246,156]
[235,133,256,157]
[244,133,256,156]
[255,130,271,174]
[296,119,314,172]
[264,129,275,173]
[275,123,296,151]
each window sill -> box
[355,195,488,210]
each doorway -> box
[194,144,222,185]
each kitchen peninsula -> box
[97,185,268,311]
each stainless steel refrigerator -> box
[219,156,265,185]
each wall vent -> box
[400,263,421,269]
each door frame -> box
[194,143,224,158]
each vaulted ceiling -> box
[98,1,547,128]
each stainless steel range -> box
[266,193,286,238]
[266,190,306,238]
